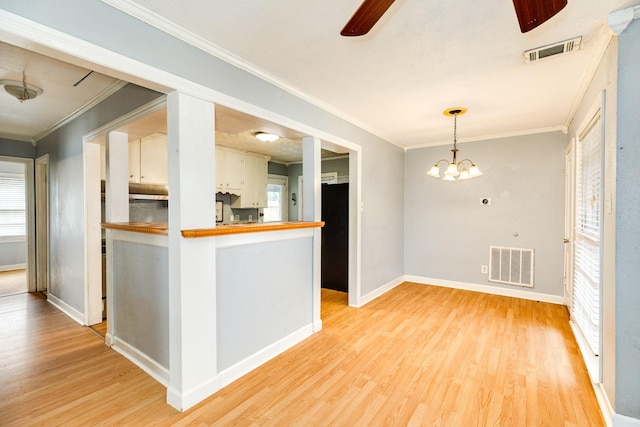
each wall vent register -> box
[489,246,534,287]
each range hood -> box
[101,181,169,200]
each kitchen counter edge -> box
[101,221,324,237]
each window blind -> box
[572,114,602,356]
[0,173,26,237]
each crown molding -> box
[100,0,402,149]
[405,125,567,150]
[563,25,615,131]
[0,133,36,145]
[608,5,640,35]
[34,80,128,143]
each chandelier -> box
[427,107,481,181]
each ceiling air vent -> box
[524,36,582,63]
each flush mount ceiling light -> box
[1,73,43,103]
[427,107,482,181]
[254,131,280,143]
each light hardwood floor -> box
[0,269,27,296]
[0,283,603,426]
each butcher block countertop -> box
[101,222,168,235]
[101,221,324,237]
[181,221,324,238]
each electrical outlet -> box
[481,265,488,274]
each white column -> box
[302,136,322,222]
[302,136,323,331]
[104,131,130,223]
[102,131,129,331]
[166,92,218,411]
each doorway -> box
[263,175,288,222]
[0,156,35,297]
[321,182,349,292]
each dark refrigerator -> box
[321,183,349,292]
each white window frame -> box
[264,174,288,222]
[570,98,604,384]
[0,171,27,242]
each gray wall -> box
[0,241,26,270]
[287,157,350,222]
[113,240,169,368]
[3,0,405,303]
[36,84,163,312]
[405,132,566,297]
[217,237,313,371]
[615,17,640,420]
[267,161,288,176]
[0,138,36,158]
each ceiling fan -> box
[340,0,568,36]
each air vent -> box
[524,36,582,63]
[489,246,534,287]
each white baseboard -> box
[356,276,405,307]
[614,414,640,427]
[0,263,26,272]
[167,376,221,412]
[111,337,169,387]
[404,275,564,305]
[47,293,85,325]
[218,324,314,390]
[593,381,614,427]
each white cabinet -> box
[129,133,168,184]
[232,152,269,208]
[215,146,244,195]
[128,139,141,182]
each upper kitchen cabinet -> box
[232,152,269,208]
[215,146,244,195]
[129,133,168,184]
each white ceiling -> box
[2,1,638,156]
[106,0,639,148]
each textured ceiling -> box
[0,41,120,143]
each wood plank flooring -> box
[0,282,603,426]
[0,269,27,296]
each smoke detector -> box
[524,36,582,63]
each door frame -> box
[0,155,35,292]
[266,174,288,221]
[563,139,575,308]
[35,154,49,293]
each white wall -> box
[405,132,566,299]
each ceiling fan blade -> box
[513,0,568,33]
[341,0,397,37]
